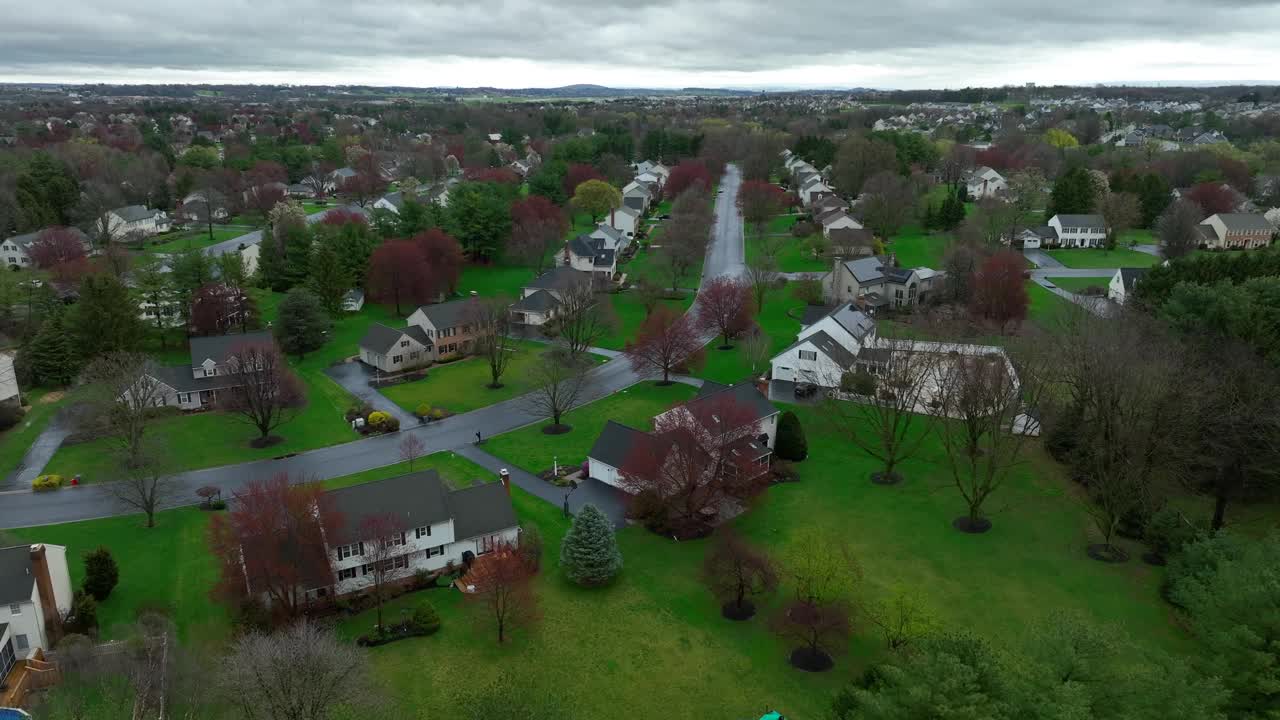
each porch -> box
[0,652,60,709]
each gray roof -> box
[1117,267,1148,292]
[3,226,90,250]
[189,331,275,366]
[800,304,838,326]
[525,265,589,292]
[844,255,889,284]
[1024,225,1058,240]
[783,329,859,370]
[332,167,357,179]
[360,323,431,355]
[449,482,519,541]
[511,288,560,313]
[413,299,474,331]
[588,420,653,470]
[1054,214,1107,229]
[623,195,646,212]
[0,545,35,606]
[326,470,453,545]
[827,302,875,342]
[692,381,778,422]
[113,205,161,222]
[1210,213,1274,233]
[568,235,599,258]
[592,224,625,242]
[1195,224,1218,242]
[152,364,239,394]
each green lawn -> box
[0,389,68,478]
[141,227,247,255]
[1045,248,1160,269]
[886,225,950,269]
[1118,229,1154,247]
[767,213,802,233]
[380,340,605,416]
[594,292,694,351]
[698,287,804,385]
[484,381,696,475]
[622,244,704,290]
[1025,281,1074,328]
[1045,276,1110,294]
[302,201,335,215]
[745,233,829,273]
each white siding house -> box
[96,205,170,241]
[0,543,73,675]
[1046,214,1108,248]
[965,167,1007,198]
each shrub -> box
[33,474,63,492]
[0,403,24,432]
[772,460,799,482]
[410,601,442,636]
[367,411,391,430]
[416,403,432,418]
[430,408,445,420]
[233,596,272,634]
[82,547,119,602]
[65,591,98,635]
[792,220,815,237]
[207,499,227,511]
[518,524,544,573]
[841,371,876,396]
[384,415,401,432]
[1143,507,1201,564]
[1163,532,1251,606]
[560,504,623,586]
[775,411,807,461]
[345,402,374,422]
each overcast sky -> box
[2,0,1280,89]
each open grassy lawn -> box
[379,340,605,416]
[745,233,829,273]
[698,287,804,385]
[1046,276,1109,294]
[141,227,247,255]
[1026,281,1074,328]
[886,225,950,269]
[484,381,696,475]
[594,291,694,351]
[301,201,335,215]
[1118,229,1154,247]
[0,389,68,478]
[768,213,802,233]
[457,262,538,299]
[622,244,703,289]
[1045,248,1160,269]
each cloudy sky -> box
[2,0,1280,89]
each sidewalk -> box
[453,444,630,528]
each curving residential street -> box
[0,166,747,529]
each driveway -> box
[323,361,419,428]
[1,414,71,490]
[1032,276,1114,317]
[1022,248,1065,269]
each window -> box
[337,543,363,560]
[393,532,407,546]
[15,634,28,651]
[8,602,20,615]
[426,545,445,558]
[392,355,403,364]
[798,350,817,361]
[415,526,431,539]
[393,555,409,570]
[361,563,374,576]
[400,340,409,348]
[338,567,357,581]
[179,393,191,404]
[446,344,456,354]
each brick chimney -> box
[498,469,511,495]
[29,544,62,645]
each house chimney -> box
[499,469,511,495]
[29,544,62,646]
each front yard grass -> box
[141,227,247,255]
[886,225,950,269]
[594,291,694,351]
[622,244,703,290]
[745,232,829,273]
[1025,281,1074,328]
[697,287,804,385]
[1045,248,1160,269]
[0,389,68,478]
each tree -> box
[413,228,464,297]
[208,475,341,619]
[82,547,119,602]
[833,135,898,196]
[444,181,513,262]
[398,433,425,470]
[563,163,605,199]
[865,588,933,650]
[243,180,286,221]
[1186,182,1238,216]
[664,161,713,199]
[217,342,306,445]
[969,250,1028,333]
[521,349,591,433]
[1045,128,1079,149]
[15,152,79,230]
[772,530,859,671]
[308,238,352,316]
[702,528,777,620]
[1006,169,1048,240]
[190,283,257,337]
[28,227,87,269]
[556,276,617,357]
[571,179,621,222]
[366,240,430,316]
[1156,199,1204,260]
[1048,164,1100,217]
[510,195,568,273]
[737,180,788,245]
[82,351,166,468]
[218,621,372,720]
[357,513,411,631]
[275,288,330,360]
[698,276,753,349]
[657,213,709,292]
[744,255,777,313]
[740,324,772,379]
[623,305,701,385]
[71,274,146,359]
[859,171,916,239]
[108,455,177,529]
[774,410,808,461]
[467,296,515,388]
[559,503,623,587]
[28,307,76,386]
[341,151,389,207]
[464,539,540,643]
[1097,192,1140,248]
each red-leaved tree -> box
[510,195,568,273]
[1186,182,1238,216]
[463,540,540,643]
[366,240,431,316]
[624,305,703,385]
[665,161,713,199]
[218,341,307,445]
[563,163,605,198]
[190,283,256,336]
[207,473,343,620]
[464,167,520,184]
[697,276,755,349]
[969,250,1028,333]
[29,227,87,269]
[244,183,286,220]
[320,208,369,227]
[412,228,464,297]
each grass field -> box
[622,244,704,290]
[745,232,829,273]
[698,286,804,385]
[0,389,68,479]
[1045,276,1109,294]
[1045,248,1160,269]
[141,227,247,255]
[483,381,696,475]
[595,292,694,351]
[1025,281,1074,328]
[886,225,950,269]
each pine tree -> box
[775,411,808,461]
[281,226,313,291]
[71,274,146,359]
[83,547,119,602]
[275,288,331,360]
[559,503,623,587]
[309,239,353,316]
[29,308,77,387]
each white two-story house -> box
[96,205,170,241]
[563,236,617,278]
[770,303,877,387]
[1,227,91,268]
[965,166,1007,199]
[1046,214,1108,248]
[1,543,73,689]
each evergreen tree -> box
[922,202,938,231]
[82,547,119,602]
[72,274,146,359]
[559,503,623,587]
[775,411,808,461]
[281,225,314,290]
[1048,165,1099,218]
[309,239,353,316]
[29,307,77,387]
[15,152,80,230]
[275,288,331,360]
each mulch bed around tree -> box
[952,516,993,534]
[870,471,903,486]
[249,435,284,449]
[789,647,834,672]
[1086,543,1130,563]
[1141,552,1167,566]
[721,601,756,621]
[542,424,572,435]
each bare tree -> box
[108,455,177,528]
[555,277,616,357]
[357,513,411,630]
[1156,198,1205,261]
[218,342,306,446]
[468,296,515,388]
[865,588,933,650]
[858,171,917,239]
[825,339,942,485]
[745,255,777,313]
[82,352,167,468]
[1098,192,1141,248]
[218,622,375,720]
[521,350,592,433]
[398,433,426,470]
[702,528,778,620]
[740,325,773,379]
[771,529,860,671]
[463,540,540,643]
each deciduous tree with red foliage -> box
[1187,182,1239,216]
[969,250,1028,333]
[665,161,713,199]
[190,283,257,336]
[366,240,431,316]
[564,163,605,197]
[217,342,306,446]
[737,180,788,243]
[412,228,464,297]
[29,227,87,269]
[702,528,778,620]
[620,394,768,538]
[463,167,520,184]
[342,152,388,207]
[463,540,540,643]
[698,276,754,349]
[319,208,368,228]
[510,195,568,273]
[624,305,702,385]
[243,183,286,220]
[207,473,343,620]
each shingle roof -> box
[568,235,598,258]
[594,248,616,267]
[1053,214,1107,229]
[189,331,275,366]
[691,381,778,422]
[782,330,859,370]
[511,289,560,313]
[113,205,161,223]
[0,544,35,606]
[326,470,453,545]
[844,256,888,284]
[827,303,875,342]
[413,299,474,331]
[359,323,431,355]
[1211,213,1274,233]
[800,305,838,326]
[623,196,645,211]
[525,266,589,292]
[151,364,239,393]
[828,227,873,249]
[589,420,660,470]
[449,482,519,541]
[3,226,90,249]
[1117,267,1148,292]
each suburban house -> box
[405,299,480,361]
[359,323,433,374]
[634,160,670,181]
[635,171,665,191]
[1108,267,1148,305]
[965,166,1007,198]
[817,208,863,237]
[1,227,91,268]
[251,470,520,606]
[600,205,641,240]
[510,266,593,326]
[177,190,229,223]
[587,381,779,491]
[0,543,73,691]
[287,183,314,198]
[0,353,19,406]
[770,303,877,386]
[811,194,849,216]
[563,236,617,278]
[798,176,834,206]
[622,181,654,213]
[342,289,365,312]
[96,205,170,241]
[330,167,358,189]
[372,182,452,214]
[135,331,277,410]
[822,255,944,309]
[590,221,632,252]
[1013,225,1057,249]
[1045,214,1109,248]
[1198,213,1274,250]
